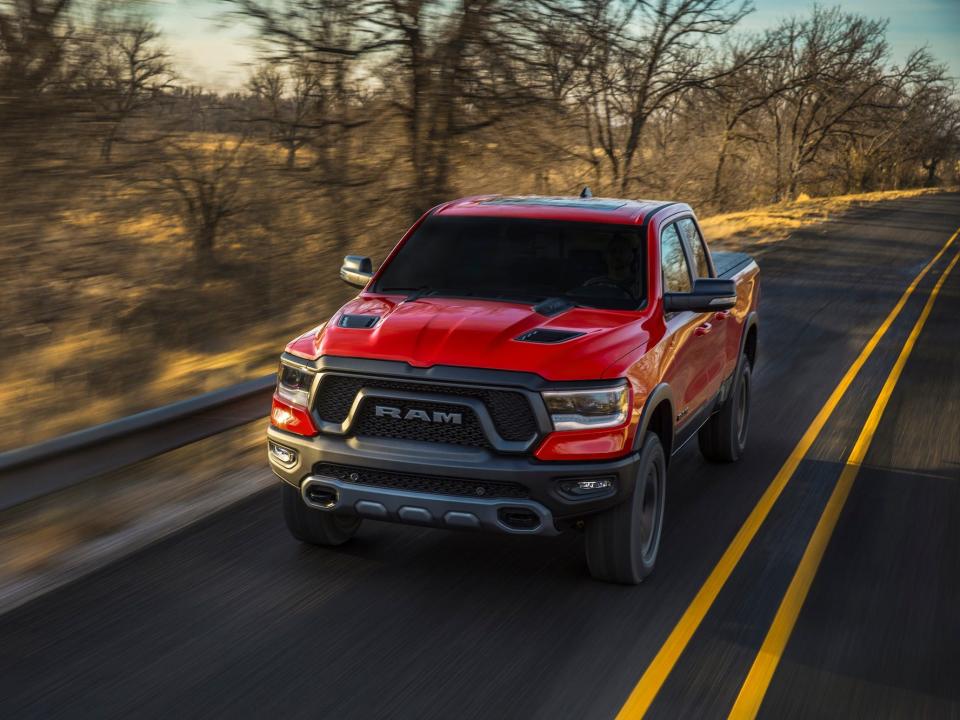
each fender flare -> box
[716,312,760,405]
[738,311,760,367]
[633,314,757,457]
[633,383,675,454]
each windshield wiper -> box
[403,286,431,302]
[379,287,475,303]
[378,286,437,301]
[531,297,579,316]
[485,293,592,313]
[379,287,590,311]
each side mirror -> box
[664,278,736,313]
[340,255,373,288]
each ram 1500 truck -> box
[268,194,759,584]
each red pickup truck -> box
[267,194,759,584]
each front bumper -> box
[267,427,640,535]
[301,475,561,535]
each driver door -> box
[677,216,728,402]
[659,222,723,433]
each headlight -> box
[276,363,315,407]
[541,382,630,431]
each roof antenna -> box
[580,186,593,199]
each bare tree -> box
[832,50,950,192]
[226,0,390,245]
[911,84,960,188]
[705,30,804,205]
[287,0,536,215]
[762,8,895,200]
[85,19,174,162]
[0,0,74,96]
[148,135,257,275]
[581,0,752,193]
[0,0,86,169]
[247,61,319,169]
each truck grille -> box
[314,462,529,499]
[314,374,538,445]
[352,397,490,448]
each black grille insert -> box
[314,374,537,442]
[315,463,529,499]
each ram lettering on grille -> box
[374,405,463,425]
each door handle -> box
[714,311,729,321]
[695,322,712,336]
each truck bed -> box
[713,251,754,279]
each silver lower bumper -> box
[300,476,560,536]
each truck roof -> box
[434,195,684,225]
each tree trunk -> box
[711,127,732,206]
[428,133,453,208]
[787,171,800,201]
[405,17,430,221]
[195,224,216,277]
[328,184,349,255]
[101,129,116,163]
[772,111,784,202]
[786,145,803,200]
[924,159,940,187]
[581,106,602,186]
[331,124,351,253]
[618,114,645,195]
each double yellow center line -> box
[728,244,960,718]
[616,227,960,719]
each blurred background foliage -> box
[1,0,957,450]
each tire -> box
[585,432,666,585]
[698,359,751,463]
[281,482,361,546]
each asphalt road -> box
[2,192,959,719]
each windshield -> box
[373,216,646,310]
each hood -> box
[285,295,651,381]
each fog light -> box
[269,441,298,466]
[559,476,615,497]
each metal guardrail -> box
[0,374,276,512]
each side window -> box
[660,224,692,294]
[678,218,711,278]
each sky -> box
[150,0,960,91]
[150,0,255,90]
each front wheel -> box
[282,482,361,546]
[698,359,751,463]
[585,432,666,584]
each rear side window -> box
[660,225,692,293]
[678,218,711,278]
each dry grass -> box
[0,332,281,444]
[0,136,364,452]
[699,187,953,249]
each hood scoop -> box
[515,328,585,344]
[338,314,380,329]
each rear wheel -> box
[282,483,361,546]
[585,432,666,584]
[698,359,751,462]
